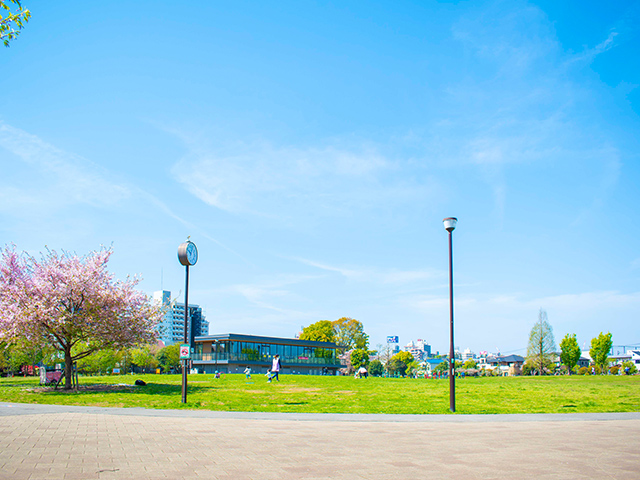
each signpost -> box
[178,239,198,404]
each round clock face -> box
[178,241,198,266]
[186,242,198,265]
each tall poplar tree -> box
[526,309,557,374]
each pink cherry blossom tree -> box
[0,245,162,389]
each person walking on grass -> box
[271,354,281,382]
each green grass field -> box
[1,374,638,414]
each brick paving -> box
[1,404,639,479]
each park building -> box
[153,290,209,346]
[192,333,346,375]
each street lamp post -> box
[443,217,457,413]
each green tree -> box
[368,359,383,376]
[0,342,8,373]
[386,351,414,377]
[405,359,420,377]
[526,309,557,374]
[559,333,581,373]
[463,359,477,369]
[156,344,180,372]
[332,317,368,350]
[1,1,31,46]
[433,360,448,374]
[130,344,159,373]
[2,339,51,374]
[76,348,122,375]
[241,347,260,361]
[350,348,369,370]
[589,332,613,373]
[299,320,335,343]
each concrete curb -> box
[2,402,639,422]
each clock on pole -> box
[178,238,197,403]
[178,240,198,266]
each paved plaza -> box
[1,403,639,480]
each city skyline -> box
[1,1,639,354]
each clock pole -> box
[182,263,189,404]
[177,239,197,404]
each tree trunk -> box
[64,347,73,390]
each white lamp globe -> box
[443,217,457,232]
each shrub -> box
[369,360,383,377]
[521,362,535,376]
[578,366,588,375]
[621,361,637,375]
[609,365,620,375]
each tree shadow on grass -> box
[38,383,211,397]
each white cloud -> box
[567,30,620,65]
[0,123,130,213]
[170,137,439,219]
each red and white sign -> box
[179,344,190,359]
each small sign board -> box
[387,336,398,343]
[179,344,191,359]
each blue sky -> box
[1,0,639,355]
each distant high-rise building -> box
[153,290,209,346]
[461,348,475,361]
[403,338,432,361]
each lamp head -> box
[443,217,457,232]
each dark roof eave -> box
[194,333,341,348]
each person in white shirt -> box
[271,354,281,382]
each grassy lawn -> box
[1,374,638,414]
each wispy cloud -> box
[452,1,558,74]
[214,274,321,315]
[567,31,620,65]
[293,257,444,285]
[169,135,441,220]
[140,191,252,265]
[432,1,629,228]
[0,123,130,212]
[0,123,248,262]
